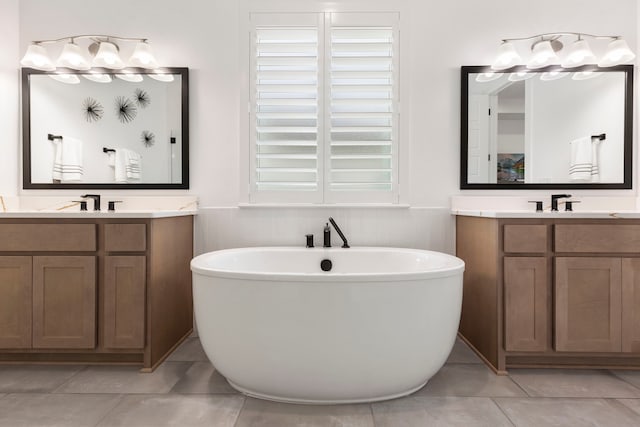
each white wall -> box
[0,0,19,195]
[2,0,637,253]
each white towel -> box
[114,148,142,183]
[591,138,601,182]
[569,136,592,181]
[52,137,83,182]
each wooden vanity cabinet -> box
[457,216,640,373]
[0,216,193,371]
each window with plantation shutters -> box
[249,12,399,204]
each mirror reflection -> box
[23,67,189,189]
[461,65,632,189]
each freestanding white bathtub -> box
[191,246,465,404]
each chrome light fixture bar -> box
[491,32,635,71]
[21,35,159,71]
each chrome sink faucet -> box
[80,194,101,211]
[551,194,571,211]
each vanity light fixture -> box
[527,39,559,69]
[474,72,502,82]
[490,32,635,70]
[572,70,603,80]
[147,73,175,82]
[539,70,569,81]
[20,35,160,71]
[115,73,144,83]
[508,71,536,81]
[48,74,81,84]
[82,73,112,83]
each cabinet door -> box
[0,257,32,348]
[33,256,96,349]
[622,258,640,352]
[504,257,548,352]
[104,256,146,349]
[555,257,621,352]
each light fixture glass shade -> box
[561,39,596,68]
[92,41,125,69]
[49,74,81,84]
[540,70,569,81]
[147,73,174,82]
[475,72,503,83]
[20,44,55,71]
[527,40,559,69]
[491,41,522,70]
[129,42,159,68]
[572,71,603,80]
[598,38,636,67]
[508,71,536,81]
[115,73,144,82]
[82,73,112,83]
[57,42,91,70]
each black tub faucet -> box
[81,194,101,211]
[551,194,571,211]
[328,217,350,248]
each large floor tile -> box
[166,338,209,362]
[446,338,483,364]
[611,370,640,390]
[97,394,244,427]
[413,364,526,397]
[0,365,84,393]
[618,399,640,416]
[234,397,374,427]
[170,361,237,394]
[372,396,512,427]
[495,397,640,427]
[54,362,191,394]
[0,393,121,427]
[509,369,640,398]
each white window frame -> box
[240,6,405,206]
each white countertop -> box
[0,196,198,218]
[452,209,640,219]
[0,209,197,219]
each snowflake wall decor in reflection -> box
[115,96,137,123]
[141,130,156,147]
[83,97,104,123]
[133,88,151,108]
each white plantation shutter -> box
[249,13,399,204]
[327,23,397,203]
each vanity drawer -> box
[104,224,147,252]
[0,224,96,252]
[503,225,547,253]
[555,224,640,253]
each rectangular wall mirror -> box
[460,65,632,189]
[22,67,189,189]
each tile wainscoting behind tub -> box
[194,207,454,255]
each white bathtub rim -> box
[191,246,465,282]
[226,378,428,405]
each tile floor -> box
[1,337,640,426]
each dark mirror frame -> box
[460,64,633,190]
[22,67,189,189]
